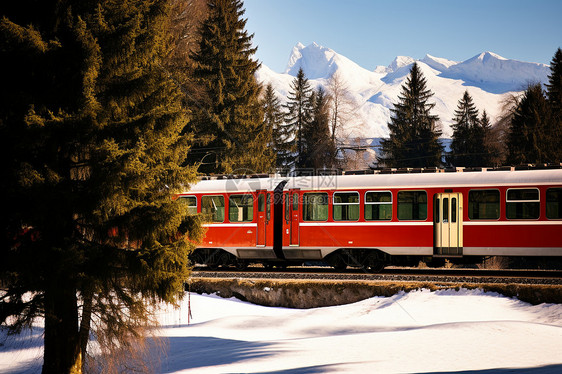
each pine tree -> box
[303,87,333,170]
[448,90,484,167]
[545,47,562,162]
[0,1,201,372]
[479,110,494,166]
[262,84,284,169]
[285,67,313,171]
[507,83,550,165]
[546,48,562,117]
[189,0,270,175]
[378,63,443,168]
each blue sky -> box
[244,0,562,72]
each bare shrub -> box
[478,256,510,270]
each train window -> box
[397,191,427,220]
[178,195,197,215]
[302,193,328,221]
[468,190,500,220]
[258,194,265,212]
[452,198,457,223]
[229,194,254,222]
[266,194,271,220]
[365,191,392,221]
[293,193,299,211]
[333,192,360,221]
[285,194,290,221]
[201,195,225,222]
[443,198,449,222]
[546,188,562,219]
[506,188,539,220]
[434,197,440,223]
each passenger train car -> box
[175,169,562,271]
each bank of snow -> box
[2,289,562,373]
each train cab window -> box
[302,193,328,221]
[201,195,225,222]
[365,191,392,221]
[178,195,197,215]
[546,188,562,219]
[229,194,254,222]
[397,191,427,220]
[468,190,500,220]
[333,192,359,221]
[506,188,540,220]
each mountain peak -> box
[441,51,548,93]
[420,54,458,71]
[475,51,508,61]
[284,42,346,79]
[387,56,415,72]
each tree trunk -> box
[79,288,94,372]
[42,281,82,374]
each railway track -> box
[191,267,562,285]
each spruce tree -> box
[303,87,333,170]
[546,48,562,117]
[0,1,201,372]
[479,110,494,166]
[448,90,483,167]
[378,63,443,168]
[545,47,562,162]
[507,83,550,165]
[262,84,283,169]
[189,0,270,175]
[285,67,313,171]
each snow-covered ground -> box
[2,289,562,373]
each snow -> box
[258,42,551,139]
[2,289,562,373]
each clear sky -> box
[244,0,562,73]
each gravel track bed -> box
[192,268,562,285]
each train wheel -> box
[234,260,248,270]
[327,253,347,271]
[363,253,386,273]
[333,263,347,271]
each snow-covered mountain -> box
[256,42,550,139]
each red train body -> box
[176,169,562,270]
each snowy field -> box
[2,288,562,373]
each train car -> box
[176,168,562,271]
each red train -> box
[176,168,562,271]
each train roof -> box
[284,169,562,190]
[183,169,562,194]
[185,176,287,194]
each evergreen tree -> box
[285,67,313,171]
[479,110,494,166]
[303,87,333,170]
[262,84,284,169]
[448,90,485,167]
[0,1,202,372]
[189,0,270,175]
[545,47,562,162]
[506,83,550,165]
[378,63,443,168]
[546,48,562,117]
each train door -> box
[256,190,267,246]
[434,193,463,256]
[286,189,300,246]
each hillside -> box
[256,42,550,140]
